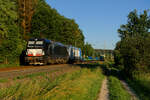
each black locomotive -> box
[25,38,69,65]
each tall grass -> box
[127,71,150,100]
[0,67,104,100]
[38,68,104,100]
[108,76,131,100]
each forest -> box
[0,0,94,66]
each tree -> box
[0,0,25,65]
[115,9,150,75]
[83,42,94,57]
[30,0,85,48]
[118,10,150,39]
[18,0,37,39]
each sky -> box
[46,0,150,49]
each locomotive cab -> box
[25,38,51,65]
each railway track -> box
[0,61,102,72]
[0,64,80,79]
[0,64,67,72]
[0,61,102,79]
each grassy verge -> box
[0,78,8,83]
[108,76,131,100]
[13,70,58,80]
[0,66,104,100]
[127,71,150,100]
[0,69,59,83]
[0,64,20,68]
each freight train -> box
[25,38,82,65]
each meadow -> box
[0,64,104,100]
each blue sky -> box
[46,0,150,49]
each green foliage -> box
[0,0,25,65]
[114,9,150,75]
[83,42,95,57]
[118,10,150,39]
[108,76,131,100]
[0,0,17,37]
[114,42,124,70]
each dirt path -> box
[0,64,80,79]
[97,78,109,100]
[120,80,139,100]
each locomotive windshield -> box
[28,41,44,47]
[35,41,43,46]
[28,41,35,47]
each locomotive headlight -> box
[28,52,33,56]
[27,49,34,56]
[35,49,44,56]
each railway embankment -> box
[0,64,79,79]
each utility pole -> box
[104,41,106,57]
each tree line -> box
[0,0,94,66]
[114,9,150,77]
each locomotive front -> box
[25,39,48,65]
